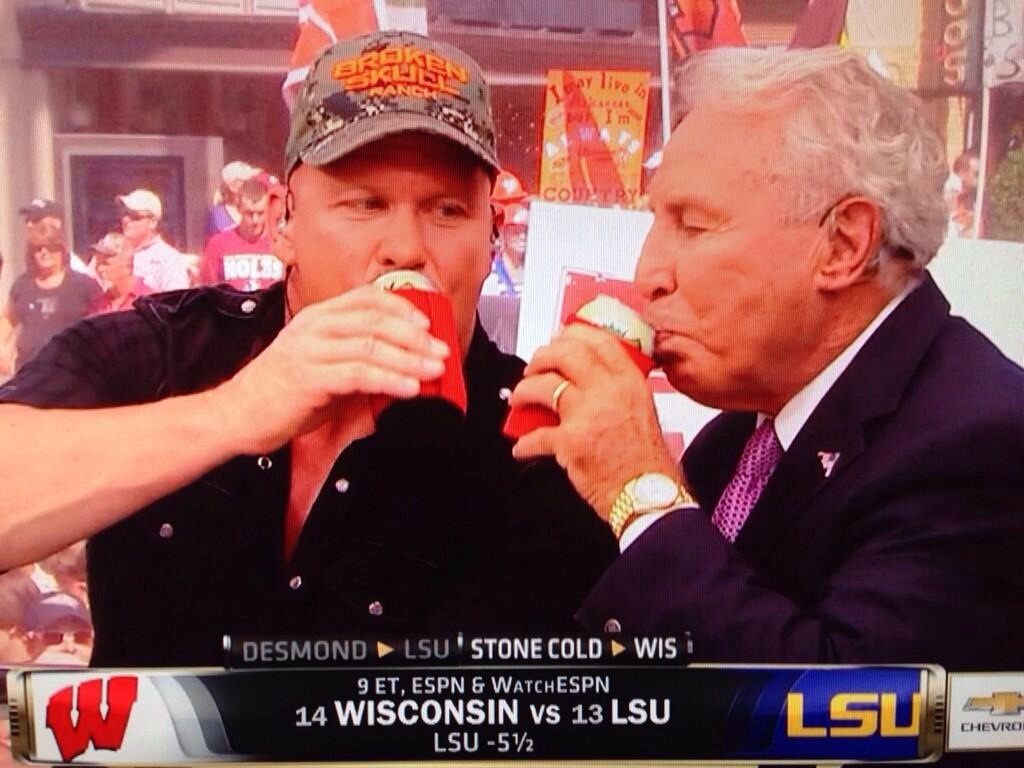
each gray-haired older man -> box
[511,46,1024,670]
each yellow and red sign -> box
[539,70,650,208]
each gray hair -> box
[673,46,949,287]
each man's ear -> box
[268,185,296,267]
[813,196,883,292]
[491,203,505,240]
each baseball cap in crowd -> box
[23,591,90,633]
[492,170,527,204]
[221,160,259,186]
[118,189,163,220]
[504,203,529,228]
[90,232,127,258]
[285,30,500,181]
[19,198,64,222]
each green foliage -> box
[986,147,1024,242]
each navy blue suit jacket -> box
[578,276,1024,670]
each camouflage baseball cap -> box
[285,31,500,180]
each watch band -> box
[608,474,694,540]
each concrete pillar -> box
[0,2,57,301]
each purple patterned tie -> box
[711,418,783,542]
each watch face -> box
[634,473,679,507]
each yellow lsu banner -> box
[539,70,650,209]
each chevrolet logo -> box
[964,692,1024,716]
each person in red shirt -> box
[201,178,283,291]
[91,232,151,312]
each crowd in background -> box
[0,545,90,666]
[0,161,281,380]
[943,150,980,239]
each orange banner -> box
[282,0,380,110]
[665,0,746,59]
[539,70,650,208]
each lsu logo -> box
[45,676,139,762]
[786,691,921,738]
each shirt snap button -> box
[368,601,383,616]
[289,575,302,590]
[334,478,350,493]
[158,523,174,539]
[241,299,257,314]
[257,456,272,470]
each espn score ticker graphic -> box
[7,644,946,764]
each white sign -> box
[947,672,1024,751]
[984,0,1024,86]
[930,237,1024,365]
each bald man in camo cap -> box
[0,30,615,667]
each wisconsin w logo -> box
[45,676,139,762]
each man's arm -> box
[0,395,242,570]
[577,467,1024,666]
[511,322,681,516]
[512,326,1024,664]
[0,286,452,570]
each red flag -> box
[789,0,850,49]
[282,0,380,110]
[666,0,746,59]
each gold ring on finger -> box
[550,378,570,413]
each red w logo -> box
[45,676,139,763]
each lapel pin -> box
[817,451,841,478]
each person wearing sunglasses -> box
[118,188,190,293]
[22,591,92,666]
[0,221,103,374]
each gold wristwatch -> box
[608,472,694,540]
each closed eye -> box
[653,199,722,236]
[672,210,716,237]
[679,222,709,235]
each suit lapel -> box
[733,275,952,565]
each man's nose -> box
[633,227,676,302]
[378,208,429,270]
